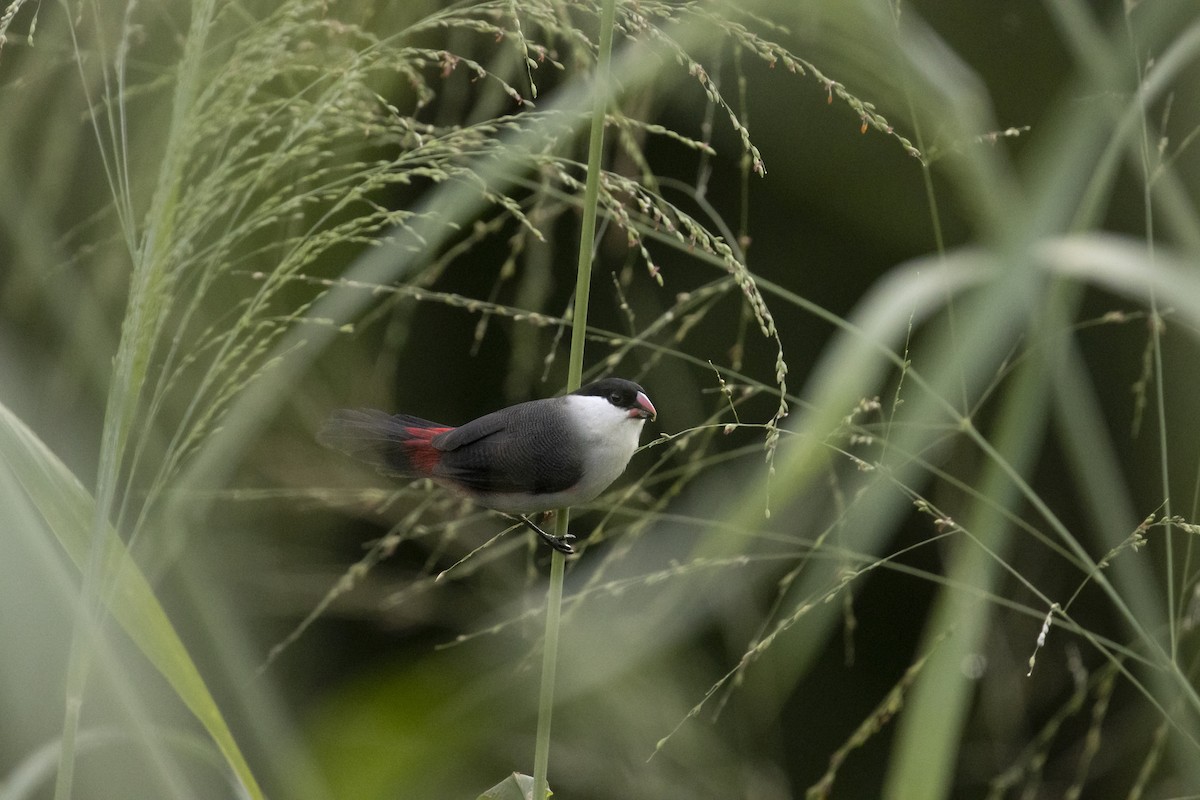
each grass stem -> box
[531,0,617,796]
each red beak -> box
[630,390,657,421]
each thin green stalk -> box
[532,545,566,795]
[532,0,617,796]
[564,12,615,394]
[56,0,222,797]
[886,0,963,415]
[1123,9,1175,660]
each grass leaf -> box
[0,400,264,799]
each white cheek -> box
[570,397,633,439]
[564,396,646,497]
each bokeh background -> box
[3,0,1200,798]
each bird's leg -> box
[512,513,575,554]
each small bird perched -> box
[318,377,657,553]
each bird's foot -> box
[514,514,575,554]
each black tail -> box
[318,409,451,476]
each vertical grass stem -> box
[532,0,617,796]
[55,1,221,796]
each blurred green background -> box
[3,0,1200,798]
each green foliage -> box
[0,401,263,798]
[3,0,1200,798]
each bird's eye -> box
[609,392,621,404]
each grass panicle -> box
[4,1,1200,799]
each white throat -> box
[562,394,646,504]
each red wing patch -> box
[403,426,454,474]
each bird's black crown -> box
[573,377,646,409]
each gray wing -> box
[430,398,581,495]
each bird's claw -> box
[533,525,574,554]
[543,535,575,555]
[514,514,576,554]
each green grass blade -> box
[883,355,1051,800]
[0,400,264,800]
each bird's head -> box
[574,378,656,422]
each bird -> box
[318,377,657,554]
